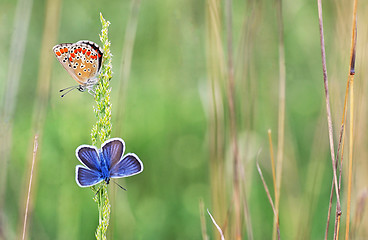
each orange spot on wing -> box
[60,48,64,54]
[69,57,73,62]
[98,53,101,58]
[56,51,61,56]
[64,47,68,52]
[78,48,82,52]
[74,49,78,53]
[82,49,86,54]
[71,53,75,58]
[86,51,91,56]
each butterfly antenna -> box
[59,85,79,92]
[59,85,79,97]
[113,180,127,191]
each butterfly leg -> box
[87,89,96,96]
[93,183,104,197]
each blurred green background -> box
[1,0,368,239]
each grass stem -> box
[268,129,277,203]
[345,1,358,238]
[257,161,280,240]
[317,1,343,238]
[21,135,39,240]
[273,0,286,238]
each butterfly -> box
[75,138,143,187]
[52,40,103,97]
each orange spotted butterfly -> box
[53,40,103,97]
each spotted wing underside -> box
[52,41,102,87]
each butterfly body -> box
[75,138,143,187]
[53,40,103,94]
[99,153,112,184]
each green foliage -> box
[3,0,366,239]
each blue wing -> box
[100,138,125,170]
[110,153,143,178]
[76,145,100,171]
[75,166,103,187]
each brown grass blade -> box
[21,135,39,240]
[268,129,277,202]
[224,0,241,238]
[345,1,358,238]
[317,0,342,239]
[273,0,286,237]
[256,161,280,240]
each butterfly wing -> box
[110,153,143,178]
[53,41,103,87]
[76,40,103,71]
[75,145,103,187]
[76,145,101,172]
[100,138,125,170]
[53,43,79,83]
[75,166,103,187]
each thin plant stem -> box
[256,161,280,240]
[325,46,351,240]
[273,0,285,238]
[21,135,39,240]
[325,177,335,240]
[345,1,358,238]
[331,80,350,238]
[225,0,241,239]
[268,129,277,201]
[317,1,342,239]
[205,0,227,237]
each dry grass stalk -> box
[345,1,358,238]
[317,1,344,239]
[21,135,39,240]
[273,0,286,238]
[224,0,242,238]
[268,130,277,203]
[256,161,280,240]
[205,0,227,238]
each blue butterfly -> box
[75,138,143,187]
